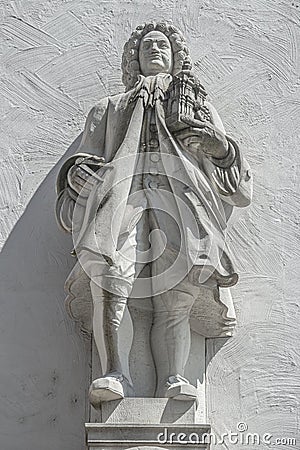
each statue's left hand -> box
[176,116,229,159]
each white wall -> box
[1,1,299,449]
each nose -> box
[151,41,159,52]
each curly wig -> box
[121,21,191,91]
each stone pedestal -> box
[92,398,197,424]
[86,398,210,449]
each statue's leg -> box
[91,283,128,375]
[102,294,127,375]
[89,279,134,406]
[88,208,148,405]
[151,286,198,400]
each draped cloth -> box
[56,74,252,337]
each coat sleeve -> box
[202,101,253,208]
[55,98,109,232]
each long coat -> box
[56,75,252,337]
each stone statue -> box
[55,21,252,408]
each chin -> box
[149,60,163,66]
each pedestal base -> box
[86,423,211,449]
[92,398,197,424]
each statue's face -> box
[139,30,173,76]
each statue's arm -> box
[177,101,253,207]
[55,99,109,232]
[203,102,252,207]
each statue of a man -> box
[56,22,252,407]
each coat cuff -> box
[210,136,237,168]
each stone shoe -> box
[164,374,197,401]
[89,372,133,408]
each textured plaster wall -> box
[0,0,299,449]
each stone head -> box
[122,21,191,91]
[139,30,173,76]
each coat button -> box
[149,181,158,189]
[150,153,160,162]
[149,138,159,148]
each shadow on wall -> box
[206,337,230,368]
[0,134,91,450]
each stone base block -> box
[86,423,211,449]
[91,398,197,424]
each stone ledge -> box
[86,423,211,449]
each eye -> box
[143,41,151,50]
[159,42,169,49]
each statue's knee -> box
[155,289,195,313]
